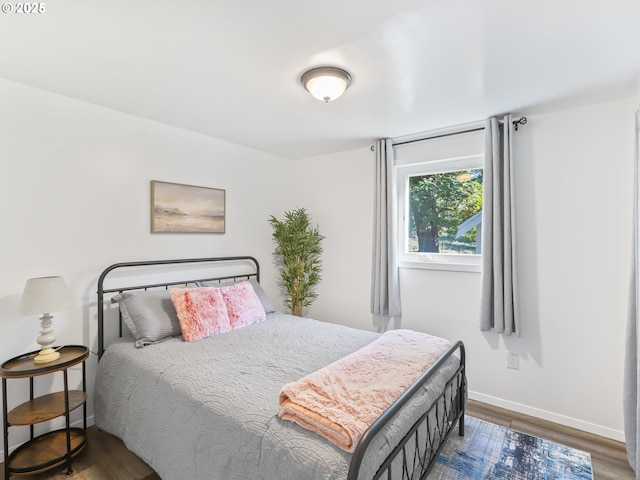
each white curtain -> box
[371,139,402,332]
[624,105,640,477]
[479,115,520,335]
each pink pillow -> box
[219,281,266,329]
[170,287,231,342]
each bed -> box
[94,256,466,480]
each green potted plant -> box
[269,208,324,317]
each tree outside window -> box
[407,169,483,254]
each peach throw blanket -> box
[278,329,451,452]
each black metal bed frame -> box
[96,256,466,480]
[97,256,259,358]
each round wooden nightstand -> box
[1,345,89,477]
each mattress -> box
[94,313,458,480]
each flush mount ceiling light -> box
[301,66,352,103]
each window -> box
[394,127,484,272]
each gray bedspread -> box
[94,314,458,480]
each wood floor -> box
[2,399,634,479]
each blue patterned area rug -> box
[430,416,593,479]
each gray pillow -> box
[196,278,276,314]
[111,290,182,347]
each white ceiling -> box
[1,0,640,159]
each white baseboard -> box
[469,391,625,443]
[84,414,95,429]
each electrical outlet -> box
[507,352,519,370]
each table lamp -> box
[18,276,73,363]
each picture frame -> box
[150,180,226,233]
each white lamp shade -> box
[301,66,352,102]
[18,276,74,315]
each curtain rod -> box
[392,126,484,147]
[388,116,528,148]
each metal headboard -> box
[97,256,260,358]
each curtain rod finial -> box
[513,116,527,131]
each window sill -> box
[399,260,481,273]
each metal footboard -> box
[348,341,466,480]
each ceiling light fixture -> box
[301,66,352,103]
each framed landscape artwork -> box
[151,180,226,233]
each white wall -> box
[293,146,375,331]
[0,79,294,453]
[296,95,636,441]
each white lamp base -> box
[34,313,60,364]
[34,347,60,364]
